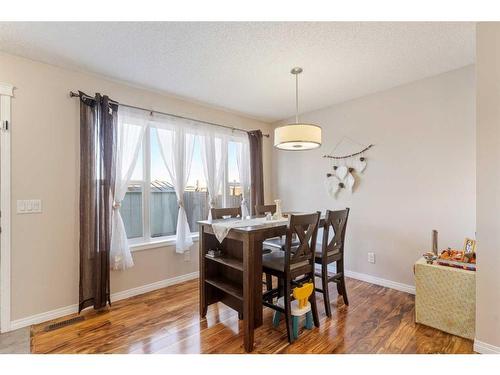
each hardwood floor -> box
[30,277,474,354]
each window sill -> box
[130,233,200,252]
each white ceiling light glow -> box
[274,67,322,151]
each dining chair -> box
[315,208,350,317]
[255,204,277,216]
[210,206,241,219]
[262,212,321,343]
[255,203,289,290]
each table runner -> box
[212,217,288,243]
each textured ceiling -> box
[0,22,475,122]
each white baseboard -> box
[324,264,415,295]
[111,271,198,301]
[9,271,199,331]
[10,303,79,331]
[344,270,416,295]
[474,340,500,354]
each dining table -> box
[198,213,324,352]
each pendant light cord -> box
[295,72,299,124]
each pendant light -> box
[274,67,322,151]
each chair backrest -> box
[284,212,321,272]
[211,207,242,220]
[255,204,276,216]
[320,208,350,261]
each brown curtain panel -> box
[248,130,264,214]
[79,92,117,313]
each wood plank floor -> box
[30,277,474,354]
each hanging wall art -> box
[323,137,373,199]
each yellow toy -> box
[273,282,314,339]
[293,282,314,309]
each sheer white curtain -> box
[154,120,195,253]
[111,108,146,270]
[200,129,227,219]
[236,138,251,218]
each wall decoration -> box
[336,165,348,180]
[325,175,341,198]
[355,157,367,173]
[323,137,373,199]
[346,173,355,193]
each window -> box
[121,124,250,243]
[121,143,144,239]
[149,129,178,237]
[227,141,242,209]
[184,136,210,232]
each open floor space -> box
[30,278,473,354]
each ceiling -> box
[0,22,475,122]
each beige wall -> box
[272,66,476,287]
[0,52,272,320]
[476,23,500,349]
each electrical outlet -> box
[368,252,376,264]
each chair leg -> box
[337,259,349,306]
[292,316,299,340]
[284,279,295,343]
[309,277,320,328]
[340,276,349,306]
[278,277,284,298]
[265,273,273,292]
[321,265,332,318]
[200,305,208,318]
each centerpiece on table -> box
[272,199,284,220]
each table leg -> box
[199,225,207,318]
[254,239,263,327]
[243,234,255,352]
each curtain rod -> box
[69,91,270,138]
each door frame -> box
[0,82,13,332]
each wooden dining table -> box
[198,214,324,352]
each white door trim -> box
[0,82,13,332]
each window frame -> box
[123,125,249,250]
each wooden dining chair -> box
[255,203,287,290]
[315,208,350,317]
[255,204,277,216]
[262,212,321,343]
[210,206,241,219]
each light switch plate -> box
[17,199,42,214]
[16,200,25,213]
